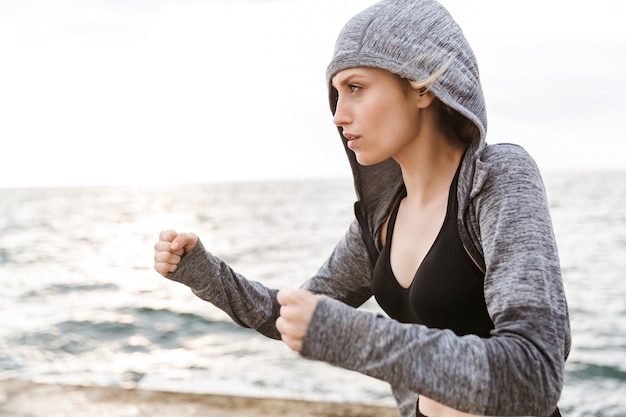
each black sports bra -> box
[371,166,493,337]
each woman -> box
[153,1,570,416]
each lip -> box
[346,137,360,150]
[342,132,358,140]
[343,132,361,150]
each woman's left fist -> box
[275,289,319,352]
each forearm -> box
[168,240,281,339]
[301,297,490,413]
[301,296,562,417]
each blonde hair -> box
[396,54,456,94]
[395,54,480,143]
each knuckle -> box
[154,261,177,276]
[155,264,167,275]
[275,317,285,332]
[280,306,295,321]
[162,229,176,239]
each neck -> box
[395,133,467,205]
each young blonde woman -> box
[154,1,570,416]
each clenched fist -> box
[153,230,198,277]
[276,289,319,352]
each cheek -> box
[391,101,421,136]
[378,105,419,141]
[358,90,419,143]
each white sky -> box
[1,0,624,188]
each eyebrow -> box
[331,72,367,89]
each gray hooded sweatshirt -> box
[166,1,571,416]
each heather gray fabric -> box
[166,0,570,415]
[170,142,570,416]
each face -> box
[331,67,427,166]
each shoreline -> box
[0,378,398,417]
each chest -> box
[387,197,447,288]
[372,187,493,337]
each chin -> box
[355,153,387,166]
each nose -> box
[332,94,351,127]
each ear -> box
[416,90,436,109]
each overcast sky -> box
[1,0,624,188]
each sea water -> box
[1,172,625,416]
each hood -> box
[326,0,487,213]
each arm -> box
[154,216,375,340]
[476,145,570,412]
[164,237,282,339]
[299,146,570,416]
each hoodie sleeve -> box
[165,217,375,340]
[300,217,374,307]
[299,145,570,417]
[166,240,282,339]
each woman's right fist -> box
[153,230,198,277]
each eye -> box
[348,84,362,93]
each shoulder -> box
[465,143,550,231]
[474,143,545,193]
[481,143,538,171]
